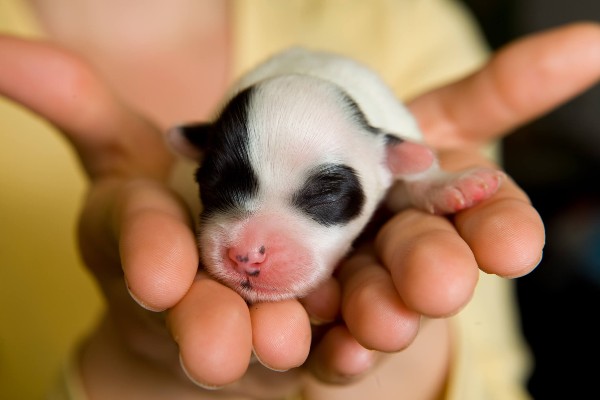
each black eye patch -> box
[292,163,365,226]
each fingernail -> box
[179,353,224,390]
[124,279,165,312]
[251,349,291,372]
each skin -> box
[1,14,600,400]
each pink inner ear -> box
[385,139,436,177]
[166,126,204,161]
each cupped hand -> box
[303,22,600,383]
[0,34,310,394]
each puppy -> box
[168,48,503,303]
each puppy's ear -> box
[166,122,212,161]
[384,134,437,178]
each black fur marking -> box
[338,88,407,144]
[195,88,259,220]
[337,89,382,135]
[179,123,212,149]
[292,163,365,226]
[384,134,405,146]
[241,280,252,290]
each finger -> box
[166,273,253,389]
[306,325,377,384]
[409,22,600,148]
[438,150,545,277]
[116,179,198,311]
[249,300,311,371]
[305,319,449,394]
[455,185,544,278]
[299,276,341,325]
[337,247,421,350]
[0,34,171,179]
[375,210,480,317]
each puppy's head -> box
[169,75,400,301]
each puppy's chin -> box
[202,247,335,303]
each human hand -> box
[0,34,309,396]
[300,22,600,386]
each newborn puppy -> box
[168,48,503,303]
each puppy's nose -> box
[228,245,266,276]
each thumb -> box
[0,34,172,180]
[409,22,600,149]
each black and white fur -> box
[168,48,502,303]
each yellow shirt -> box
[0,1,532,399]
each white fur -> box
[169,48,434,301]
[234,47,422,142]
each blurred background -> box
[0,3,104,399]
[464,0,600,398]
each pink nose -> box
[228,245,266,276]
